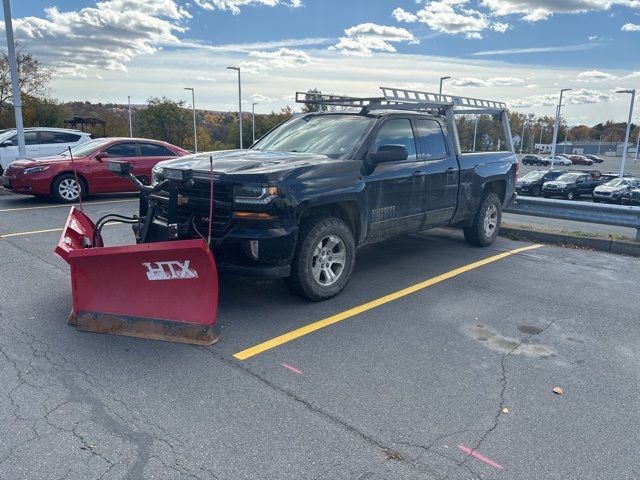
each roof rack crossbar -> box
[295,88,507,114]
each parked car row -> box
[521,153,603,167]
[516,168,639,203]
[1,136,188,202]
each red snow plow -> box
[55,161,220,345]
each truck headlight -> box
[234,185,278,205]
[22,166,49,175]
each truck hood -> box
[158,150,342,175]
[544,181,572,187]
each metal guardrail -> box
[504,196,640,241]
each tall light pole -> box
[616,89,636,177]
[439,76,450,99]
[520,120,528,154]
[127,96,133,137]
[227,66,243,149]
[251,102,258,144]
[598,135,604,155]
[634,127,639,161]
[3,0,25,158]
[550,88,571,167]
[539,123,545,153]
[472,116,478,151]
[184,87,197,153]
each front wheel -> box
[463,192,502,247]
[531,185,541,197]
[285,216,356,301]
[52,174,85,203]
[566,190,577,200]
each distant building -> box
[534,141,623,155]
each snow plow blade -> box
[55,207,219,345]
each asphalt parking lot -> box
[2,192,640,480]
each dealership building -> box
[533,141,637,156]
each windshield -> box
[0,130,15,142]
[253,114,375,158]
[522,171,545,181]
[59,138,111,157]
[557,173,581,182]
[604,179,625,187]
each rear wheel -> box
[463,192,502,247]
[52,174,85,203]
[285,216,356,301]
[531,185,541,196]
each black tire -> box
[285,216,356,301]
[592,197,600,203]
[52,173,85,203]
[566,190,577,200]
[531,185,541,197]
[463,192,502,247]
[543,193,551,198]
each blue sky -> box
[2,0,640,124]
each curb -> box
[499,224,640,257]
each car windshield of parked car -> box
[604,179,626,187]
[59,138,111,157]
[253,115,375,158]
[523,171,545,180]
[556,173,581,182]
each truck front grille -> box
[155,181,234,237]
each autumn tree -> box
[138,97,192,147]
[0,47,51,123]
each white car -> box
[0,127,92,173]
[543,155,572,166]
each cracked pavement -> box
[2,195,640,479]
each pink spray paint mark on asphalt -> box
[281,363,302,375]
[458,444,504,470]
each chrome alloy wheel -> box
[311,234,346,286]
[58,178,80,201]
[483,203,498,238]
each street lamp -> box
[127,96,133,137]
[251,102,258,144]
[635,127,639,161]
[550,88,571,167]
[184,88,197,153]
[472,116,478,151]
[439,76,450,98]
[520,120,529,154]
[597,135,604,155]
[227,66,243,149]
[538,123,545,153]
[616,89,636,178]
[3,0,25,158]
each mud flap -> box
[56,207,219,345]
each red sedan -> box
[1,138,188,202]
[568,154,594,166]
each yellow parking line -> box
[233,243,543,361]
[0,198,136,213]
[0,221,124,239]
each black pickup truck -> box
[115,88,518,301]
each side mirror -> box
[367,145,408,165]
[94,152,108,161]
[107,160,131,176]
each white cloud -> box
[577,70,618,81]
[393,1,509,38]
[331,23,417,56]
[392,8,419,22]
[481,0,640,22]
[240,48,312,72]
[194,0,302,14]
[196,75,217,82]
[622,22,640,31]
[473,43,599,55]
[252,93,278,102]
[1,0,189,77]
[510,88,617,107]
[448,76,525,87]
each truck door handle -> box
[413,171,426,177]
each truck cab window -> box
[373,119,417,160]
[416,119,447,159]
